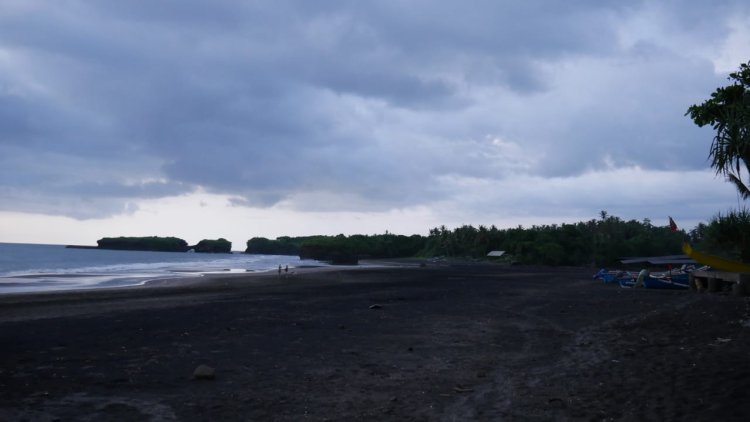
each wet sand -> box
[0,263,748,421]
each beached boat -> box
[616,270,690,290]
[593,269,632,283]
[608,255,701,290]
[617,274,637,288]
[642,272,690,290]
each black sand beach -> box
[1,263,749,421]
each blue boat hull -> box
[642,275,689,290]
[618,277,636,288]
[594,269,631,284]
[617,272,689,290]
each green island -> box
[95,237,232,253]
[97,236,190,252]
[192,238,232,253]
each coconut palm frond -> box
[727,173,750,199]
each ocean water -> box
[0,243,324,294]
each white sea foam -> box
[0,242,325,294]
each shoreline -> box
[0,262,343,297]
[0,243,322,295]
[0,262,402,321]
[0,255,412,298]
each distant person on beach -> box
[278,265,282,276]
[285,265,288,273]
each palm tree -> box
[687,62,750,198]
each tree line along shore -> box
[62,211,747,267]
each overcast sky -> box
[1,1,749,247]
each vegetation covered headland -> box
[93,236,232,253]
[191,238,232,253]
[244,213,689,266]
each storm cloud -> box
[1,0,749,224]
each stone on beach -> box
[192,365,216,380]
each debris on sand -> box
[193,365,216,380]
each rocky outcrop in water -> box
[191,238,232,253]
[97,236,189,252]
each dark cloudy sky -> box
[1,1,749,246]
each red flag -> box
[668,216,677,232]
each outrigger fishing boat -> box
[595,255,700,290]
[592,268,632,284]
[638,269,691,290]
[594,216,750,290]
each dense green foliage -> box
[242,214,686,267]
[192,238,232,253]
[245,237,300,255]
[685,61,750,262]
[687,61,750,198]
[422,213,685,266]
[299,237,360,265]
[246,233,426,264]
[690,208,750,262]
[298,233,426,264]
[97,236,189,252]
[92,212,714,265]
[346,233,426,258]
